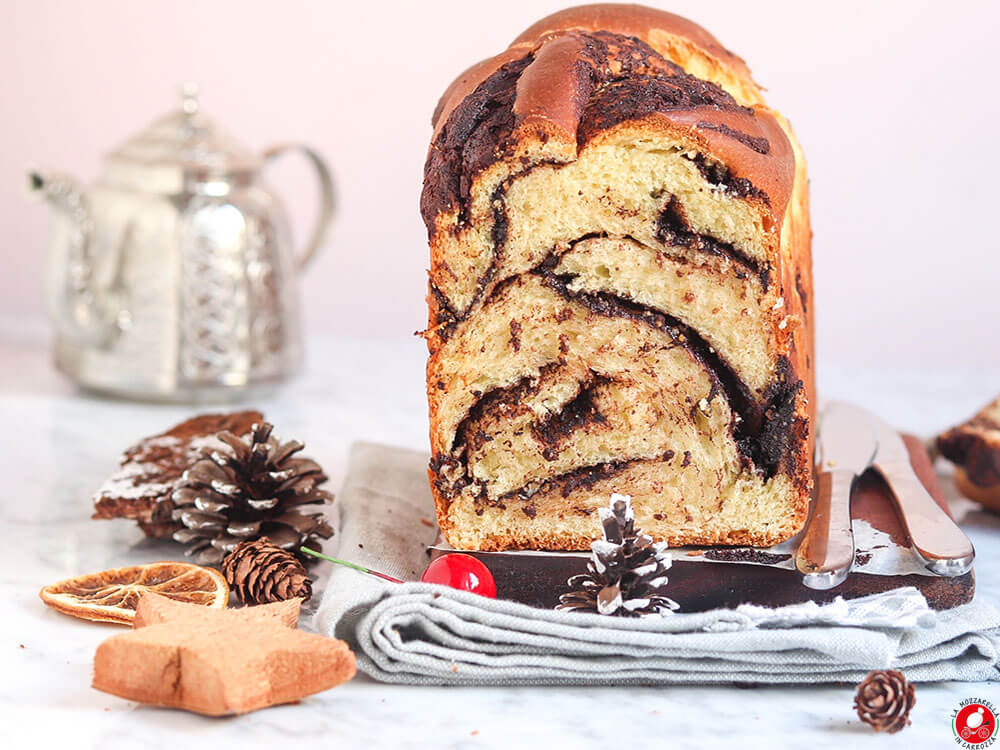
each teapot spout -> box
[28,169,122,347]
[27,169,90,229]
[28,170,45,193]
[27,169,72,201]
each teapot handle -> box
[261,143,336,271]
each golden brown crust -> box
[432,47,530,138]
[431,2,765,138]
[431,512,795,552]
[428,476,805,551]
[510,3,758,89]
[954,468,1000,512]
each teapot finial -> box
[180,81,199,115]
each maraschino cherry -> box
[420,553,497,598]
[300,548,497,598]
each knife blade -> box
[795,401,878,590]
[869,414,975,576]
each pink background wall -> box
[2,0,998,368]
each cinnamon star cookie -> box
[93,593,355,715]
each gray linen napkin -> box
[316,442,1000,685]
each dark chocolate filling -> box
[489,183,510,250]
[508,319,522,352]
[503,452,678,504]
[421,54,533,230]
[472,177,522,307]
[428,282,459,331]
[740,356,803,481]
[431,213,770,341]
[538,271,761,441]
[656,195,770,291]
[795,271,809,316]
[576,74,749,147]
[681,153,770,207]
[695,121,771,155]
[435,271,804,505]
[702,549,791,565]
[937,427,1000,488]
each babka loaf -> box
[937,396,1000,511]
[421,4,815,550]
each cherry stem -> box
[299,546,404,584]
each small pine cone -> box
[854,669,915,733]
[557,494,678,617]
[222,538,313,605]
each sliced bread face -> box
[422,7,814,551]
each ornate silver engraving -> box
[178,198,250,381]
[243,211,285,372]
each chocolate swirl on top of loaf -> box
[421,29,772,235]
[421,55,533,228]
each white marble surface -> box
[2,317,999,748]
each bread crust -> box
[422,4,814,550]
[437,522,798,553]
[431,3,766,140]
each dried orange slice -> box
[40,561,229,625]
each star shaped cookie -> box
[93,593,355,715]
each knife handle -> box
[872,459,975,576]
[795,468,856,589]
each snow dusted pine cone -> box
[557,494,678,617]
[158,422,334,565]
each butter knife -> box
[795,401,878,590]
[869,414,975,576]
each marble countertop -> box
[3,317,998,748]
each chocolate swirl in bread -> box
[422,4,814,551]
[937,396,1000,510]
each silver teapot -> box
[29,83,334,401]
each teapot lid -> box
[103,83,259,193]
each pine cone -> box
[854,669,915,733]
[223,538,312,605]
[557,494,679,617]
[158,422,334,565]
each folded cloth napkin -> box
[316,442,1000,685]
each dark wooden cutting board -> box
[434,435,974,611]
